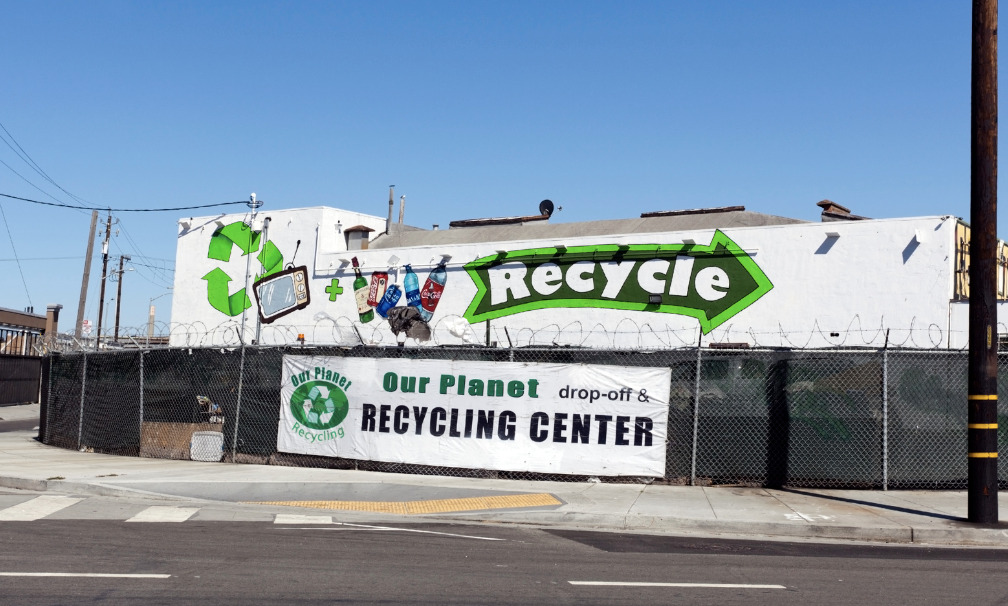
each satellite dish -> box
[539,199,555,217]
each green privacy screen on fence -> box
[39,346,1008,489]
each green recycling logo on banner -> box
[201,221,285,316]
[289,380,350,431]
[463,230,772,334]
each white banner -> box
[278,356,671,477]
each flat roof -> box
[370,208,807,249]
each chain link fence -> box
[39,345,1008,489]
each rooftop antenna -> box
[286,239,302,268]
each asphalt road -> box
[1,519,1006,605]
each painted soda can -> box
[367,271,388,307]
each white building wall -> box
[170,208,966,349]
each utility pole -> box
[968,0,998,524]
[113,255,130,343]
[75,211,98,339]
[94,212,112,350]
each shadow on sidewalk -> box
[780,488,963,522]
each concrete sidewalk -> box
[1,403,1006,547]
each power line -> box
[0,191,249,212]
[0,256,81,261]
[0,158,75,207]
[112,221,175,289]
[0,120,91,207]
[0,200,33,308]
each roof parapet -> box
[448,214,550,228]
[640,205,745,218]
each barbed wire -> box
[44,313,1000,353]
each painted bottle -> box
[367,270,388,307]
[351,257,374,323]
[404,264,421,310]
[419,259,448,322]
[375,283,402,318]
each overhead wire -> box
[0,120,93,207]
[0,158,77,207]
[0,122,239,329]
[111,236,174,290]
[117,221,174,282]
[0,191,249,212]
[0,200,34,308]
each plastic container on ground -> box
[190,431,224,462]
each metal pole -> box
[240,194,261,345]
[43,354,53,444]
[882,333,889,491]
[232,341,247,461]
[255,217,270,344]
[77,353,87,450]
[139,351,145,439]
[968,0,999,524]
[690,340,702,485]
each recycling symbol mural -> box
[202,221,285,316]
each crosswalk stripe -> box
[0,496,83,521]
[126,506,199,523]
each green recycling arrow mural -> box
[462,230,772,334]
[202,221,285,317]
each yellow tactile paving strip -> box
[246,492,563,515]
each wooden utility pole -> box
[968,0,998,524]
[94,213,112,350]
[74,211,99,339]
[113,255,130,343]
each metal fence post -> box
[139,350,145,438]
[232,343,247,460]
[690,344,703,486]
[43,355,52,444]
[882,331,890,491]
[77,353,87,450]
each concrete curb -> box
[0,476,187,501]
[433,511,916,544]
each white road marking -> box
[335,521,506,541]
[126,506,199,523]
[569,581,786,589]
[0,572,171,578]
[275,520,505,541]
[0,496,83,521]
[274,514,333,524]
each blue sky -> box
[0,1,984,332]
